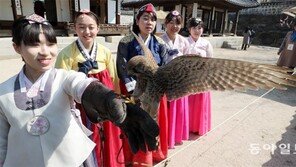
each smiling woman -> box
[12,14,57,82]
[0,13,159,167]
[55,9,125,167]
[116,3,170,166]
[160,10,190,149]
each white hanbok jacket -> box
[161,32,190,63]
[0,69,95,167]
[187,36,213,58]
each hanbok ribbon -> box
[168,49,179,56]
[290,31,296,42]
[76,39,98,74]
[78,60,98,74]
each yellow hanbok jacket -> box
[56,41,120,93]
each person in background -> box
[248,28,256,48]
[160,10,190,149]
[34,0,46,18]
[186,18,213,136]
[241,27,251,50]
[55,9,124,167]
[0,13,158,167]
[116,3,168,166]
[277,19,296,70]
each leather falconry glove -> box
[81,81,159,154]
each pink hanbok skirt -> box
[188,92,211,135]
[167,96,189,148]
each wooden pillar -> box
[233,11,239,36]
[99,0,106,23]
[116,0,120,24]
[221,9,228,36]
[209,6,215,36]
[11,0,23,20]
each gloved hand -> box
[118,103,159,154]
[81,81,127,124]
[81,81,159,154]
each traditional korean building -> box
[121,0,260,36]
[0,0,129,36]
[0,0,260,37]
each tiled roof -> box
[122,0,260,8]
[225,0,260,8]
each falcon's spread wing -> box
[127,32,296,119]
[154,55,296,101]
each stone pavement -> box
[0,42,295,167]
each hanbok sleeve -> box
[0,107,9,166]
[116,39,136,92]
[206,41,214,58]
[156,37,169,66]
[55,46,74,70]
[62,71,96,103]
[183,38,191,55]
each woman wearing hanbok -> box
[116,3,168,166]
[186,18,213,136]
[277,20,296,70]
[160,10,190,148]
[0,13,158,167]
[55,9,124,167]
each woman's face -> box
[165,18,182,36]
[75,14,99,46]
[136,12,156,36]
[189,25,203,40]
[13,33,58,79]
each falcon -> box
[127,32,296,119]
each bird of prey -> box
[127,32,296,119]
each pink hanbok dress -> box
[161,33,190,148]
[187,36,213,135]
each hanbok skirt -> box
[188,92,211,136]
[167,96,189,148]
[78,69,125,167]
[119,81,168,166]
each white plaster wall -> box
[21,0,34,16]
[56,0,71,22]
[120,15,133,25]
[156,19,165,34]
[79,0,90,10]
[108,0,116,24]
[0,1,14,20]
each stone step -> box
[221,41,242,50]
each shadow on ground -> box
[187,86,296,141]
[262,112,296,166]
[242,87,296,107]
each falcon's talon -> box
[124,100,135,104]
[123,97,136,104]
